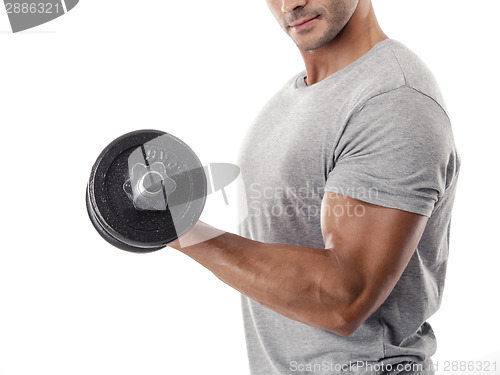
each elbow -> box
[320,306,365,337]
[303,252,382,336]
[314,274,370,337]
[329,316,363,337]
[322,284,386,336]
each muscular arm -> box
[169,193,428,336]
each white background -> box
[1,0,499,374]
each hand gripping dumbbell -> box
[86,130,239,253]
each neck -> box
[301,1,388,86]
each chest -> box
[238,93,348,192]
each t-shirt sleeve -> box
[324,86,459,217]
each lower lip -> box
[291,16,319,31]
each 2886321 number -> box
[5,2,61,14]
[434,360,498,372]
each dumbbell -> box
[86,129,239,253]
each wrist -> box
[169,221,226,250]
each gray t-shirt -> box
[237,39,460,374]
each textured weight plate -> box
[86,130,207,252]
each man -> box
[170,0,460,373]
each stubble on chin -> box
[291,19,342,52]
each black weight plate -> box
[86,189,160,253]
[86,130,207,252]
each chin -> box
[297,42,321,52]
[299,33,339,52]
[291,28,336,52]
[295,38,328,52]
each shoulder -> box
[350,39,448,116]
[385,40,447,113]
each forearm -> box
[169,222,363,335]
